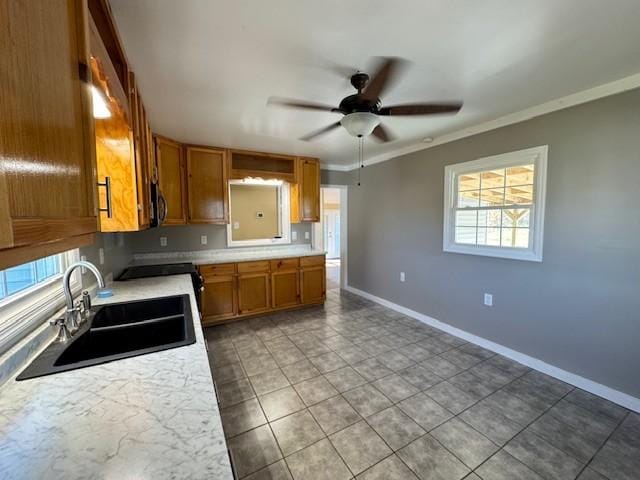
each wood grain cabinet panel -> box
[201,275,237,324]
[0,0,98,267]
[186,147,228,224]
[155,136,187,225]
[272,270,300,309]
[301,266,326,304]
[237,273,270,315]
[299,157,321,222]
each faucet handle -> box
[50,317,71,343]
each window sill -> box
[444,243,543,262]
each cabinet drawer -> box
[199,263,236,276]
[300,255,325,267]
[237,260,270,274]
[270,258,299,271]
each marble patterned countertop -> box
[0,275,233,480]
[130,244,326,266]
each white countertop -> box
[0,275,233,480]
[130,244,326,266]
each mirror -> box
[227,180,291,246]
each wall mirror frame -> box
[226,179,291,247]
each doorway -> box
[314,186,347,290]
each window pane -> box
[480,188,505,206]
[505,185,533,205]
[515,228,530,248]
[478,209,502,228]
[455,226,477,245]
[458,173,480,191]
[455,210,477,227]
[506,164,534,186]
[0,255,62,300]
[5,263,36,296]
[502,208,530,228]
[481,169,505,189]
[477,227,501,246]
[457,190,479,207]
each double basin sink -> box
[17,295,196,380]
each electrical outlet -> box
[200,235,208,245]
[98,248,105,266]
[80,255,87,274]
[484,293,493,306]
[400,272,406,282]
[292,231,298,241]
[160,236,167,247]
[304,231,310,240]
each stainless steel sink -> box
[17,295,195,380]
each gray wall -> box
[343,88,640,398]
[79,233,133,283]
[321,169,355,186]
[123,223,312,254]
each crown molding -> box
[320,72,640,172]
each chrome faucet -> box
[53,261,105,341]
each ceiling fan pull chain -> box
[357,137,362,186]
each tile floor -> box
[205,284,639,480]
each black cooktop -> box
[117,263,197,281]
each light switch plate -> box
[233,222,240,230]
[292,231,298,241]
[98,248,104,265]
[200,235,208,245]
[160,236,167,247]
[400,272,405,282]
[484,293,493,306]
[304,231,310,240]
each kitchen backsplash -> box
[121,223,312,254]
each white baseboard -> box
[344,284,640,413]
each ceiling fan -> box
[268,57,463,142]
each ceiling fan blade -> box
[378,102,463,116]
[268,96,341,113]
[300,122,341,141]
[371,124,394,143]
[362,57,408,101]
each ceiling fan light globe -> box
[340,112,380,138]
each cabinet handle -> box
[97,176,113,218]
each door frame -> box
[313,184,348,289]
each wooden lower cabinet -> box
[201,274,237,322]
[300,266,326,304]
[237,273,270,315]
[272,270,300,309]
[199,255,325,326]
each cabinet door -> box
[300,266,326,304]
[201,275,237,324]
[186,147,228,223]
[155,136,186,225]
[0,0,97,261]
[238,273,270,315]
[135,85,151,229]
[299,157,320,222]
[272,270,300,309]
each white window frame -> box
[0,249,80,355]
[443,145,548,262]
[226,180,292,248]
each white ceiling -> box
[109,0,640,168]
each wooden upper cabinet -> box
[292,157,321,223]
[155,136,187,225]
[186,147,229,224]
[0,0,98,268]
